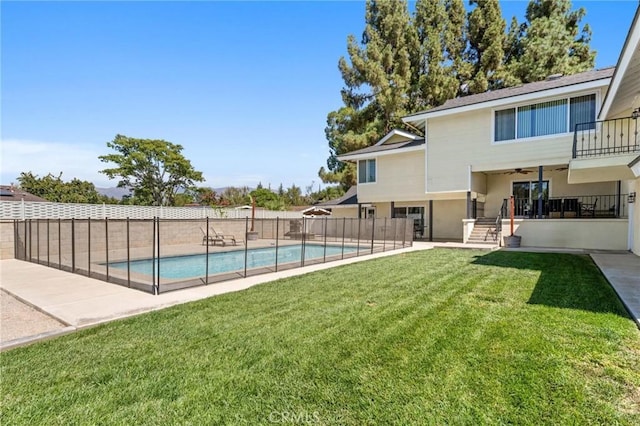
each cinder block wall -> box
[0,221,15,259]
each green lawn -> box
[1,249,639,424]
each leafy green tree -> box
[99,135,204,206]
[321,0,417,188]
[219,186,251,207]
[507,0,595,83]
[195,187,219,206]
[306,185,345,205]
[16,172,118,204]
[284,184,304,207]
[249,187,280,208]
[466,0,507,94]
[173,193,195,207]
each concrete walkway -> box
[591,252,640,328]
[0,243,436,350]
[1,242,638,350]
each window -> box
[494,94,596,142]
[358,159,376,183]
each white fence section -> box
[0,200,304,220]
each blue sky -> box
[1,0,637,191]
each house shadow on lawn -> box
[471,250,630,318]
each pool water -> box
[109,244,359,279]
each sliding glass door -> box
[512,181,549,217]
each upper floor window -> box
[494,93,596,142]
[358,159,376,183]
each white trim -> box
[403,79,610,125]
[338,144,425,161]
[490,90,601,145]
[375,129,421,146]
[599,9,640,119]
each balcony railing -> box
[501,194,628,219]
[572,117,639,159]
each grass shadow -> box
[471,250,629,317]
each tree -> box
[249,187,279,208]
[195,187,219,206]
[321,0,417,188]
[219,186,251,207]
[466,0,508,94]
[508,0,595,83]
[16,172,117,204]
[99,135,204,206]
[410,0,457,110]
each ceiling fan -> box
[505,168,534,175]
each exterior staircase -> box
[466,217,499,245]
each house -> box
[0,185,47,202]
[337,5,640,255]
[315,186,359,218]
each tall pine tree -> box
[508,0,595,83]
[466,0,507,94]
[321,0,416,188]
[411,0,457,111]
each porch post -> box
[358,203,362,219]
[466,191,472,219]
[390,201,395,218]
[537,166,543,219]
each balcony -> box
[569,117,639,183]
[573,117,639,158]
[501,194,629,219]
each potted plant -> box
[503,196,522,247]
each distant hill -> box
[96,187,132,200]
[95,186,237,201]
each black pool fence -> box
[13,217,413,294]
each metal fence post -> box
[356,217,361,256]
[46,218,50,266]
[370,216,375,254]
[341,217,346,259]
[105,218,109,282]
[71,218,75,273]
[156,217,161,295]
[244,217,249,277]
[275,217,280,272]
[36,219,40,264]
[127,218,131,288]
[302,217,308,267]
[205,217,209,285]
[58,218,61,269]
[383,218,387,252]
[88,217,91,277]
[323,217,328,263]
[152,217,156,295]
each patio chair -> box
[580,198,597,218]
[201,227,225,246]
[210,226,237,246]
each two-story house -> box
[336,5,640,256]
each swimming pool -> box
[108,244,359,279]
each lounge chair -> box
[201,227,225,246]
[210,226,237,246]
